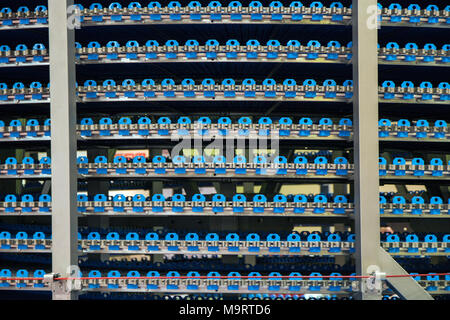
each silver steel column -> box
[352,0,432,300]
[49,0,79,300]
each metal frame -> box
[352,0,432,300]
[48,0,79,300]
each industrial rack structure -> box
[0,0,449,300]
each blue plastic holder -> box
[29,82,43,100]
[84,80,98,99]
[179,79,194,97]
[424,234,438,253]
[132,194,146,213]
[101,79,116,98]
[274,156,287,175]
[172,194,185,212]
[294,156,308,175]
[105,232,120,250]
[93,194,107,213]
[247,234,260,252]
[290,2,303,20]
[333,195,347,214]
[443,45,450,63]
[249,1,263,20]
[420,82,433,100]
[313,195,327,214]
[242,78,256,97]
[385,42,400,61]
[334,157,348,175]
[227,272,241,290]
[252,194,266,213]
[326,41,341,60]
[388,3,402,23]
[187,1,202,20]
[186,271,201,290]
[77,194,88,212]
[173,155,188,174]
[89,3,104,22]
[396,119,411,138]
[5,157,18,175]
[292,195,307,214]
[176,116,190,135]
[393,158,406,176]
[79,118,93,137]
[404,43,418,62]
[112,156,127,174]
[212,156,226,174]
[125,232,140,250]
[20,194,34,213]
[386,234,400,253]
[343,80,353,98]
[15,44,28,63]
[87,42,101,60]
[411,158,425,177]
[125,40,139,60]
[323,80,337,99]
[411,196,424,215]
[166,233,179,251]
[44,119,51,136]
[266,40,280,59]
[422,43,437,62]
[329,272,343,291]
[308,272,323,291]
[38,194,51,212]
[86,269,101,287]
[232,194,246,213]
[148,2,162,21]
[98,118,113,137]
[0,45,10,64]
[433,120,447,139]
[382,81,396,99]
[185,233,200,251]
[145,233,160,251]
[237,116,251,136]
[143,40,158,60]
[168,1,182,20]
[87,232,101,250]
[283,79,297,98]
[150,194,164,213]
[318,118,332,136]
[0,231,11,249]
[444,235,450,253]
[392,196,406,214]
[400,81,416,100]
[192,194,206,212]
[288,272,301,291]
[247,272,261,290]
[262,79,276,98]
[330,2,344,21]
[128,2,142,21]
[206,233,219,252]
[32,232,46,250]
[205,271,220,290]
[429,197,443,215]
[286,233,301,252]
[379,157,387,176]
[306,40,320,60]
[414,120,429,139]
[226,233,240,252]
[0,8,13,26]
[268,272,282,291]
[298,118,313,137]
[151,156,165,174]
[107,271,121,289]
[267,234,281,252]
[233,156,247,174]
[0,269,11,287]
[407,4,421,23]
[310,2,324,21]
[126,271,140,289]
[425,5,439,24]
[211,194,225,213]
[430,158,443,176]
[314,156,328,175]
[253,156,267,175]
[93,156,107,175]
[286,40,300,59]
[338,118,352,137]
[345,41,353,60]
[307,234,321,252]
[122,79,136,98]
[32,43,46,62]
[8,120,22,138]
[405,234,419,253]
[12,82,25,100]
[17,7,30,25]
[15,270,29,288]
[33,270,45,288]
[197,117,211,135]
[278,117,292,136]
[161,78,176,97]
[438,83,450,101]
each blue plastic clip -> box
[122,79,136,98]
[226,233,240,252]
[79,118,93,137]
[113,156,127,174]
[232,194,246,213]
[269,1,283,20]
[262,78,276,98]
[212,156,226,174]
[247,272,261,290]
[186,271,200,290]
[267,234,281,252]
[144,40,158,60]
[382,81,396,99]
[438,83,449,101]
[242,78,256,97]
[388,3,402,23]
[273,157,287,175]
[20,194,34,213]
[425,5,439,24]
[326,41,341,60]
[283,79,296,98]
[128,2,142,21]
[15,44,28,63]
[93,194,107,212]
[32,43,46,62]
[386,234,400,253]
[32,232,46,250]
[392,158,406,176]
[307,233,321,252]
[185,233,200,251]
[172,155,186,174]
[287,233,301,253]
[293,195,307,214]
[145,233,159,251]
[107,271,121,289]
[83,80,98,99]
[392,196,406,214]
[346,42,353,60]
[288,272,301,291]
[411,158,425,176]
[148,2,162,21]
[0,231,11,249]
[278,118,292,136]
[172,194,185,212]
[252,194,266,213]
[396,119,410,137]
[89,3,104,22]
[253,156,267,175]
[165,233,179,251]
[330,2,344,21]
[77,194,88,212]
[323,79,337,98]
[112,194,125,213]
[17,7,30,25]
[294,156,308,175]
[430,158,443,176]
[306,40,320,60]
[434,120,447,138]
[161,78,175,97]
[420,81,433,100]
[423,43,437,62]
[314,156,328,175]
[0,8,13,26]
[104,233,123,252]
[93,156,107,174]
[192,194,205,212]
[309,273,323,291]
[334,157,348,175]
[87,232,102,251]
[404,43,418,62]
[12,82,25,101]
[38,194,51,212]
[228,1,242,20]
[208,1,222,20]
[249,1,263,20]
[313,195,327,214]
[33,270,45,288]
[286,40,300,59]
[379,157,387,176]
[338,118,352,137]
[206,233,219,252]
[125,40,139,59]
[310,2,324,21]
[430,197,443,215]
[407,4,421,23]
[234,156,247,174]
[266,40,280,59]
[237,116,251,136]
[343,80,353,98]
[168,2,182,20]
[5,157,18,175]
[443,45,450,63]
[117,117,131,136]
[405,234,419,253]
[220,78,235,97]
[327,234,341,253]
[29,82,43,100]
[15,270,29,288]
[206,271,221,290]
[298,118,312,137]
[86,42,100,60]
[124,233,140,251]
[247,234,260,252]
[132,194,145,213]
[385,42,399,61]
[424,234,438,253]
[101,79,116,98]
[411,196,424,215]
[414,119,429,138]
[126,271,140,289]
[227,272,241,290]
[290,2,303,21]
[333,195,347,214]
[268,272,282,291]
[212,194,226,213]
[150,194,164,213]
[318,118,332,136]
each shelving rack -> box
[0,0,448,300]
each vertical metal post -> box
[352,0,382,300]
[352,0,432,300]
[49,0,78,300]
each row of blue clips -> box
[1,41,448,63]
[1,3,450,25]
[1,117,449,139]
